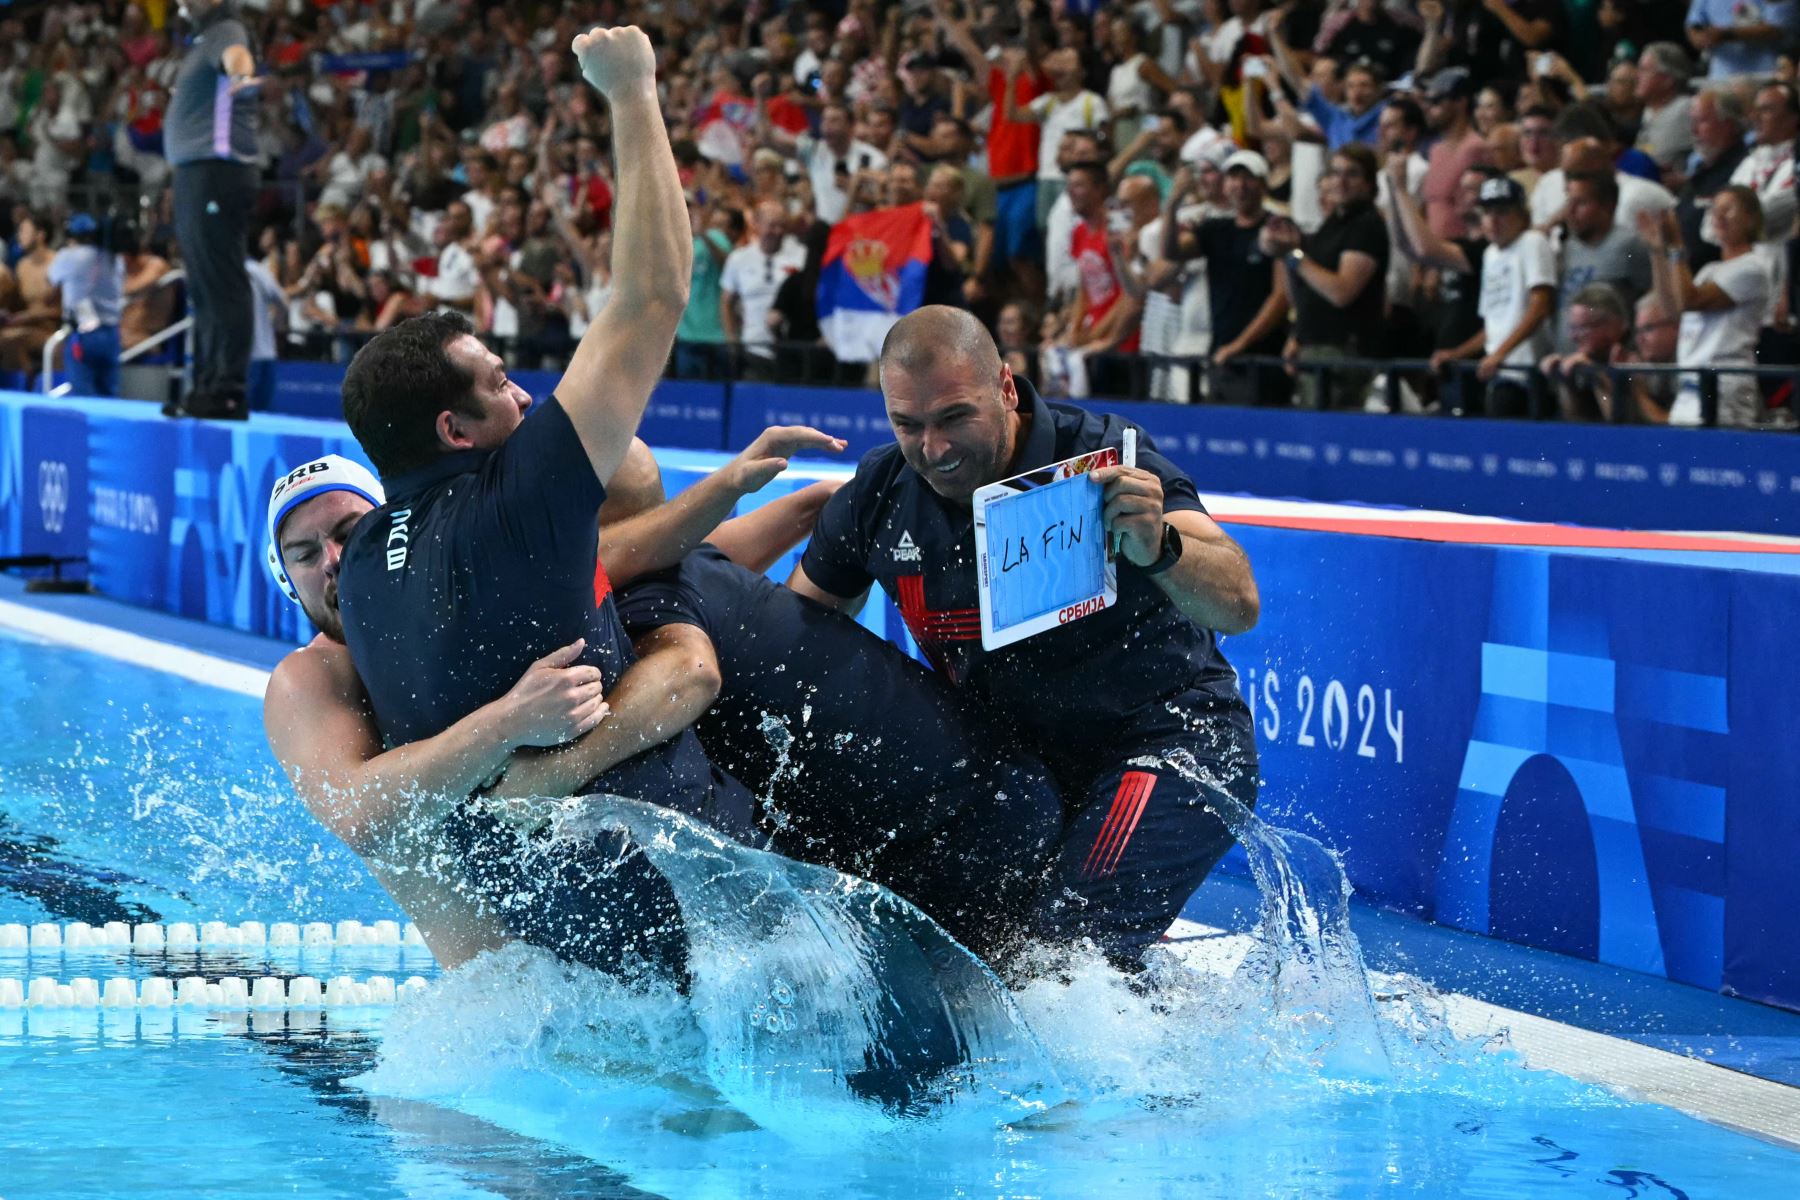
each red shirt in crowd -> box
[1422,130,1492,240]
[1070,219,1140,353]
[986,66,1044,184]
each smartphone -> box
[1535,52,1556,75]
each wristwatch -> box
[1142,522,1184,576]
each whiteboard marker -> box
[1112,428,1137,558]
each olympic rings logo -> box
[37,460,70,534]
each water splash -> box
[559,798,1064,1138]
[1146,748,1395,1077]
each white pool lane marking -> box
[4,598,1796,1147]
[1167,919,1800,1150]
[0,599,270,698]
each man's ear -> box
[435,408,473,451]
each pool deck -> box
[5,563,1800,1150]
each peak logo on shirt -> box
[385,508,412,572]
[893,530,922,563]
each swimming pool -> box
[3,623,1797,1198]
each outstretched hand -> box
[726,425,848,494]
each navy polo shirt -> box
[336,396,718,810]
[798,380,1249,758]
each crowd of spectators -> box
[0,0,1795,426]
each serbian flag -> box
[816,203,933,363]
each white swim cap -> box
[265,454,385,603]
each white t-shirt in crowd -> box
[1673,253,1772,426]
[800,135,887,225]
[1531,169,1675,232]
[430,241,480,305]
[1027,90,1110,181]
[721,237,807,355]
[1478,228,1557,364]
[463,190,497,238]
[1107,54,1155,118]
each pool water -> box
[2,628,1797,1198]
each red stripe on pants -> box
[1081,771,1158,879]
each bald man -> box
[788,305,1261,971]
[720,200,807,378]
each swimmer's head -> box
[597,437,666,526]
[342,312,533,477]
[877,305,1018,503]
[266,455,383,642]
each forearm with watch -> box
[1135,510,1260,635]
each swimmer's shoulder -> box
[265,636,373,722]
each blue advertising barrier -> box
[3,389,1796,1010]
[1221,526,1799,1010]
[270,366,1800,535]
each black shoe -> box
[185,391,249,421]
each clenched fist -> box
[571,25,657,98]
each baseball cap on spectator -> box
[1223,150,1269,180]
[1425,68,1473,103]
[1477,176,1527,210]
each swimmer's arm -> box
[555,50,693,488]
[489,625,722,800]
[264,641,606,854]
[598,429,846,585]
[706,479,845,574]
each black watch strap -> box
[1142,522,1183,575]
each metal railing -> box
[43,270,190,399]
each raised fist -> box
[572,25,656,98]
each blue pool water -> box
[2,627,1798,1198]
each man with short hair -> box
[1005,47,1111,225]
[1261,145,1391,409]
[1301,60,1388,152]
[788,304,1262,971]
[1554,171,1654,353]
[930,114,997,302]
[1541,283,1635,421]
[1420,69,1493,240]
[1730,83,1798,250]
[1676,88,1749,267]
[720,200,807,376]
[332,27,749,980]
[1158,151,1289,407]
[1512,105,1560,195]
[165,0,260,420]
[1055,160,1141,393]
[760,100,887,225]
[1636,43,1696,174]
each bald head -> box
[879,305,1002,390]
[1560,137,1612,176]
[878,306,1019,501]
